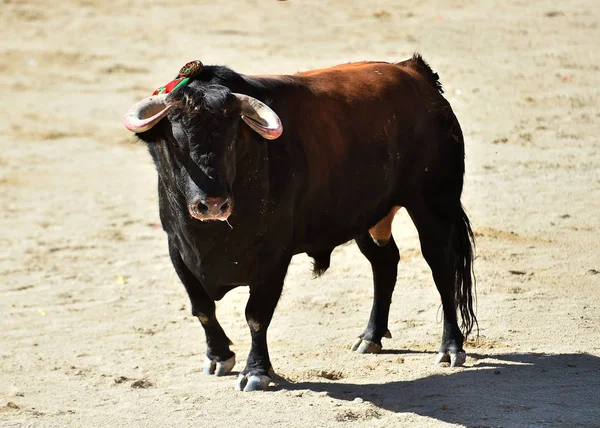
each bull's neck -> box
[233,130,270,201]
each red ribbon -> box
[152,60,204,96]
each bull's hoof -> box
[235,373,271,392]
[350,337,382,354]
[203,354,236,376]
[350,330,391,354]
[434,351,466,368]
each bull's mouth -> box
[198,217,229,222]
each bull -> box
[123,54,477,391]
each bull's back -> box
[256,62,437,249]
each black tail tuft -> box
[307,250,332,278]
[452,207,478,338]
[397,52,444,94]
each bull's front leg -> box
[168,240,236,376]
[235,256,291,392]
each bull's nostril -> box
[220,202,230,213]
[196,202,208,213]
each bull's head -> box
[123,83,282,222]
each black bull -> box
[123,54,477,391]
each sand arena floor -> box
[1,1,599,426]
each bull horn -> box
[233,93,283,140]
[123,94,171,133]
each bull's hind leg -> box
[168,240,236,376]
[351,209,401,353]
[407,203,475,367]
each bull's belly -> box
[293,204,396,252]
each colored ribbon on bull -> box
[152,60,204,96]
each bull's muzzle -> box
[188,196,233,222]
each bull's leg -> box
[168,240,236,376]
[235,257,290,392]
[407,206,466,367]
[351,230,400,354]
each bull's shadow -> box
[279,352,600,427]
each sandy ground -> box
[1,0,599,426]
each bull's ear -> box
[232,93,283,140]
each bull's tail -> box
[451,206,478,338]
